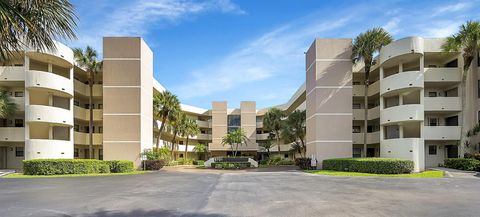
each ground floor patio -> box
[0,167,478,217]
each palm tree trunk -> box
[88,74,94,159]
[185,137,189,160]
[156,115,167,150]
[363,81,368,157]
[171,132,177,160]
[276,131,281,155]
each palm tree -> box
[442,21,480,156]
[263,108,286,155]
[352,27,393,157]
[0,0,77,61]
[281,110,306,157]
[73,46,101,159]
[182,118,200,160]
[0,90,17,119]
[259,138,274,159]
[193,143,208,160]
[169,110,186,160]
[221,128,249,157]
[154,91,180,150]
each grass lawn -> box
[2,171,147,179]
[305,170,444,178]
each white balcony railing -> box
[423,126,461,140]
[0,127,25,142]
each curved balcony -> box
[380,104,423,125]
[196,120,211,128]
[26,70,73,97]
[26,41,74,67]
[379,37,424,66]
[193,134,212,141]
[256,121,263,128]
[424,126,461,140]
[380,71,423,96]
[0,66,25,82]
[353,106,380,120]
[256,133,270,140]
[380,138,423,159]
[26,105,73,126]
[0,127,25,142]
[424,97,461,112]
[74,132,103,145]
[353,80,380,97]
[424,68,461,83]
[25,139,73,159]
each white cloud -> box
[383,17,401,34]
[431,2,470,17]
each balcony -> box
[0,127,25,142]
[352,80,380,97]
[26,70,73,97]
[381,104,423,125]
[256,121,263,128]
[74,79,102,97]
[380,138,423,158]
[256,133,270,140]
[424,68,461,82]
[353,106,380,120]
[26,105,73,126]
[0,66,25,82]
[424,97,461,112]
[353,131,380,144]
[74,106,103,121]
[196,120,211,128]
[380,71,424,96]
[12,97,25,111]
[26,41,74,67]
[424,126,461,140]
[194,134,212,140]
[74,132,103,145]
[25,139,73,159]
[379,37,424,65]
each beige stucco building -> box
[0,36,477,172]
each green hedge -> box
[211,162,251,169]
[23,159,134,175]
[193,160,205,165]
[444,158,480,171]
[322,158,414,174]
[295,158,313,170]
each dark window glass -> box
[15,147,24,157]
[429,145,437,155]
[74,148,79,158]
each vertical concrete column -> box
[399,63,403,73]
[379,67,384,141]
[23,55,30,159]
[209,102,227,153]
[102,37,153,168]
[305,39,353,168]
[240,101,257,152]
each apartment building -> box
[0,36,477,172]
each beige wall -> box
[305,39,353,168]
[209,101,227,151]
[240,101,258,151]
[102,37,153,168]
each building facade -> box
[0,36,478,172]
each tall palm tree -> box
[169,110,186,160]
[281,110,306,157]
[0,90,17,119]
[263,108,286,155]
[154,91,180,150]
[73,46,101,159]
[182,118,200,160]
[221,128,248,157]
[0,0,77,61]
[352,27,393,157]
[442,21,480,156]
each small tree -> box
[154,91,180,150]
[221,128,249,157]
[181,118,200,160]
[168,110,186,160]
[259,139,274,159]
[263,108,286,154]
[281,110,306,157]
[193,143,208,160]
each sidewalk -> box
[0,170,15,177]
[430,167,479,179]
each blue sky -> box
[69,0,480,109]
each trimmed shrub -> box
[322,158,414,174]
[267,157,281,165]
[143,160,166,170]
[211,162,251,169]
[277,159,294,165]
[177,158,193,165]
[259,159,268,165]
[193,160,205,165]
[464,153,480,161]
[295,158,313,170]
[107,160,134,173]
[23,159,109,175]
[444,158,480,171]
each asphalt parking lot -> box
[0,168,479,217]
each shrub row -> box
[211,162,251,169]
[464,153,480,161]
[193,160,205,166]
[444,158,480,171]
[322,158,414,174]
[295,158,313,170]
[23,159,134,175]
[142,160,166,170]
[261,157,294,166]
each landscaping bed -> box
[305,170,444,178]
[444,158,480,171]
[211,162,251,169]
[322,158,414,174]
[23,159,134,175]
[3,171,146,178]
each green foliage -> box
[464,153,480,161]
[221,128,249,156]
[166,158,193,166]
[193,160,205,165]
[154,90,181,149]
[305,170,444,178]
[323,158,414,174]
[444,158,480,171]
[211,162,251,169]
[193,143,207,153]
[143,147,171,160]
[282,110,306,157]
[295,158,313,170]
[106,160,134,173]
[23,159,135,175]
[142,160,166,170]
[0,90,17,119]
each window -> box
[428,92,437,97]
[84,126,89,133]
[353,148,361,157]
[256,130,262,134]
[179,141,184,145]
[352,81,361,85]
[99,149,103,160]
[179,154,184,158]
[14,91,23,97]
[74,125,80,132]
[14,119,23,127]
[74,100,80,106]
[98,126,103,133]
[352,126,361,133]
[228,115,241,126]
[98,104,103,109]
[85,104,89,109]
[429,118,438,126]
[352,103,361,109]
[201,130,206,134]
[15,147,24,157]
[284,154,289,158]
[429,145,437,155]
[74,148,79,158]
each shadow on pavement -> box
[58,209,227,217]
